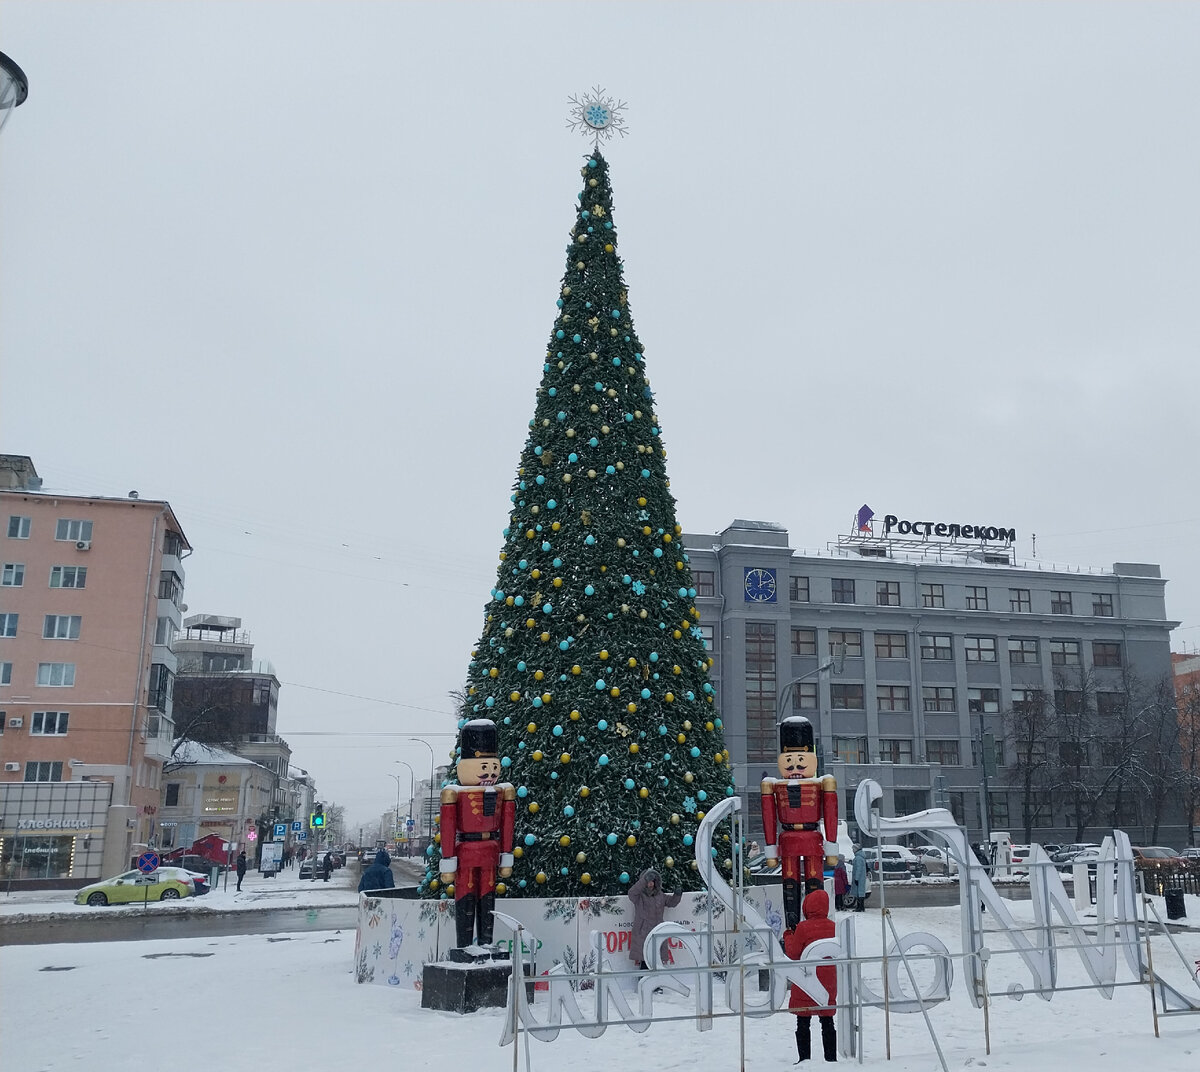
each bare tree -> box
[1131,678,1182,843]
[165,674,255,772]
[1004,688,1055,843]
[1178,678,1200,848]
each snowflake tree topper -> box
[567,86,629,146]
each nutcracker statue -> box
[761,716,838,929]
[439,719,516,949]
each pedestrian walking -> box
[833,856,849,911]
[849,847,867,912]
[236,851,247,892]
[322,850,333,882]
[358,849,396,893]
[627,867,681,969]
[785,889,838,1063]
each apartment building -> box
[685,517,1184,846]
[0,456,190,883]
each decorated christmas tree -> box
[423,116,736,901]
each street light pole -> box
[409,738,436,854]
[387,774,403,847]
[395,761,415,855]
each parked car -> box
[860,846,926,879]
[911,846,956,875]
[75,869,193,906]
[1131,846,1184,868]
[165,853,227,875]
[1057,847,1104,874]
[176,868,210,895]
[1182,848,1200,861]
[1050,843,1100,865]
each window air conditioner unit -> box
[76,540,91,551]
[3,762,19,772]
[8,717,22,728]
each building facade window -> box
[7,516,31,539]
[921,583,944,608]
[965,586,988,610]
[963,636,997,662]
[0,613,17,638]
[31,710,69,735]
[1011,688,1043,713]
[24,761,64,782]
[791,628,816,656]
[165,783,181,807]
[831,578,855,604]
[745,622,777,760]
[1096,692,1125,718]
[1092,641,1122,668]
[1059,741,1087,766]
[36,663,76,687]
[972,736,1007,769]
[876,581,900,607]
[0,662,11,684]
[43,615,81,640]
[989,794,1011,826]
[920,634,953,661]
[2,563,25,586]
[693,570,715,597]
[1049,640,1081,666]
[874,632,908,659]
[49,565,87,589]
[792,682,818,710]
[55,519,93,543]
[926,739,961,765]
[922,686,956,712]
[1092,593,1114,617]
[1009,588,1031,613]
[967,687,1000,714]
[828,630,862,658]
[158,571,183,606]
[833,736,867,764]
[878,739,913,764]
[789,576,810,602]
[1055,689,1084,715]
[148,664,174,713]
[1050,590,1073,615]
[154,616,178,647]
[830,683,864,709]
[877,685,911,711]
[1008,638,1039,664]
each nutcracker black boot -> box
[783,879,802,930]
[477,891,496,945]
[456,892,478,948]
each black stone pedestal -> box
[420,960,535,1014]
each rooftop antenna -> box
[1031,532,1037,558]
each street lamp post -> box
[775,645,845,776]
[395,761,415,855]
[387,774,403,846]
[409,738,436,854]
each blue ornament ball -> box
[690,746,701,758]
[517,786,528,797]
[620,872,630,884]
[683,834,694,847]
[524,834,536,846]
[564,805,575,817]
[584,585,595,596]
[598,753,610,766]
[641,688,651,699]
[624,778,635,790]
[607,833,618,845]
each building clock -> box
[743,567,777,603]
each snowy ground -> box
[2,898,1199,1072]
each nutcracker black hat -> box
[779,716,815,753]
[460,718,498,759]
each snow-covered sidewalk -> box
[2,902,1199,1072]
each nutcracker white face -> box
[778,749,817,779]
[458,756,501,786]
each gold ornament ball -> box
[677,733,686,744]
[570,709,581,721]
[536,872,547,884]
[496,882,507,895]
[713,753,723,763]
[690,860,699,870]
[627,657,637,668]
[581,872,592,884]
[541,632,550,642]
[599,649,609,660]
[665,692,675,703]
[571,664,582,675]
[670,813,680,825]
[588,178,598,187]
[706,721,715,732]
[640,610,648,618]
[588,469,597,479]
[576,260,585,269]
[530,568,541,580]
[553,577,563,588]
[672,665,681,675]
[531,750,544,762]
[617,537,626,548]
[605,243,614,252]
[528,802,540,813]
[628,741,639,753]
[433,831,441,843]
[526,618,536,628]
[541,692,552,704]
[673,630,682,639]
[638,787,649,799]
[627,704,638,716]
[579,786,590,797]
[560,752,571,764]
[514,846,524,858]
[664,856,675,868]
[534,670,545,681]
[488,667,498,678]
[684,721,692,731]
[576,852,587,863]
[510,691,521,702]
[626,835,637,847]
[685,772,694,783]
[637,497,647,507]
[559,835,571,847]
[696,811,706,821]
[527,722,538,733]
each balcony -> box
[143,713,174,761]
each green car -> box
[74,869,193,906]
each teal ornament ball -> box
[690,746,701,758]
[598,753,610,765]
[607,833,618,845]
[524,834,536,846]
[598,719,608,730]
[624,778,635,790]
[584,585,595,596]
[620,872,630,883]
[564,805,575,817]
[683,834,694,847]
[517,786,528,797]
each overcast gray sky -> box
[3,2,1198,834]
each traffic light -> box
[310,803,325,829]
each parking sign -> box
[273,823,287,838]
[291,821,302,832]
[297,830,308,841]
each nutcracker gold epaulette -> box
[441,786,458,804]
[761,777,776,794]
[821,774,837,792]
[502,784,516,801]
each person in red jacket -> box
[784,888,838,1063]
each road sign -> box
[136,851,160,874]
[297,830,308,841]
[406,817,415,829]
[133,874,158,886]
[273,823,287,838]
[291,821,302,832]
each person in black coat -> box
[322,851,333,882]
[358,849,396,893]
[236,851,247,892]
